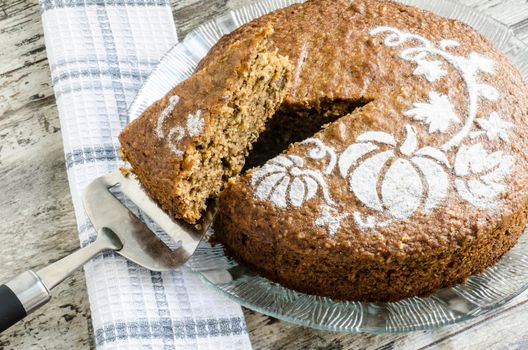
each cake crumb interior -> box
[173,45,291,222]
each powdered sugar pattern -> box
[249,26,516,236]
[411,156,449,213]
[156,95,180,138]
[474,112,514,142]
[351,150,394,212]
[454,143,515,207]
[315,206,349,236]
[167,126,185,156]
[155,95,204,156]
[186,110,205,137]
[344,125,449,221]
[251,155,334,208]
[301,138,337,175]
[353,212,391,230]
[370,26,500,151]
[356,131,396,145]
[413,59,447,82]
[404,91,461,133]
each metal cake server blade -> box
[0,170,211,332]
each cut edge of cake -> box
[119,26,292,224]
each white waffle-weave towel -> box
[39,1,252,349]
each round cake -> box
[212,0,528,301]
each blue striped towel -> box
[40,1,252,348]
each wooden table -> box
[1,0,528,348]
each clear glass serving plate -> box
[128,0,528,333]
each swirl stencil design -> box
[156,95,204,156]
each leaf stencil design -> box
[404,91,461,133]
[454,143,515,207]
[371,26,501,151]
[475,112,514,143]
[413,60,447,82]
[468,52,495,74]
[454,144,500,175]
[415,147,450,166]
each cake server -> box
[0,170,208,332]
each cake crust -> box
[213,0,528,301]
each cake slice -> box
[119,26,291,224]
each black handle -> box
[0,284,26,332]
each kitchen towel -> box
[39,1,252,349]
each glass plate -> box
[128,0,528,333]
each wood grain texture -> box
[0,0,527,349]
[0,0,94,349]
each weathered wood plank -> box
[1,0,528,349]
[171,0,229,38]
[0,0,93,349]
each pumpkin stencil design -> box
[251,155,335,208]
[339,125,449,220]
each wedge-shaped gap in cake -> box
[243,98,372,170]
[119,28,294,224]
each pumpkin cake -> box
[120,0,528,302]
[211,0,528,301]
[119,26,292,224]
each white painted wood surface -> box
[0,0,528,349]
